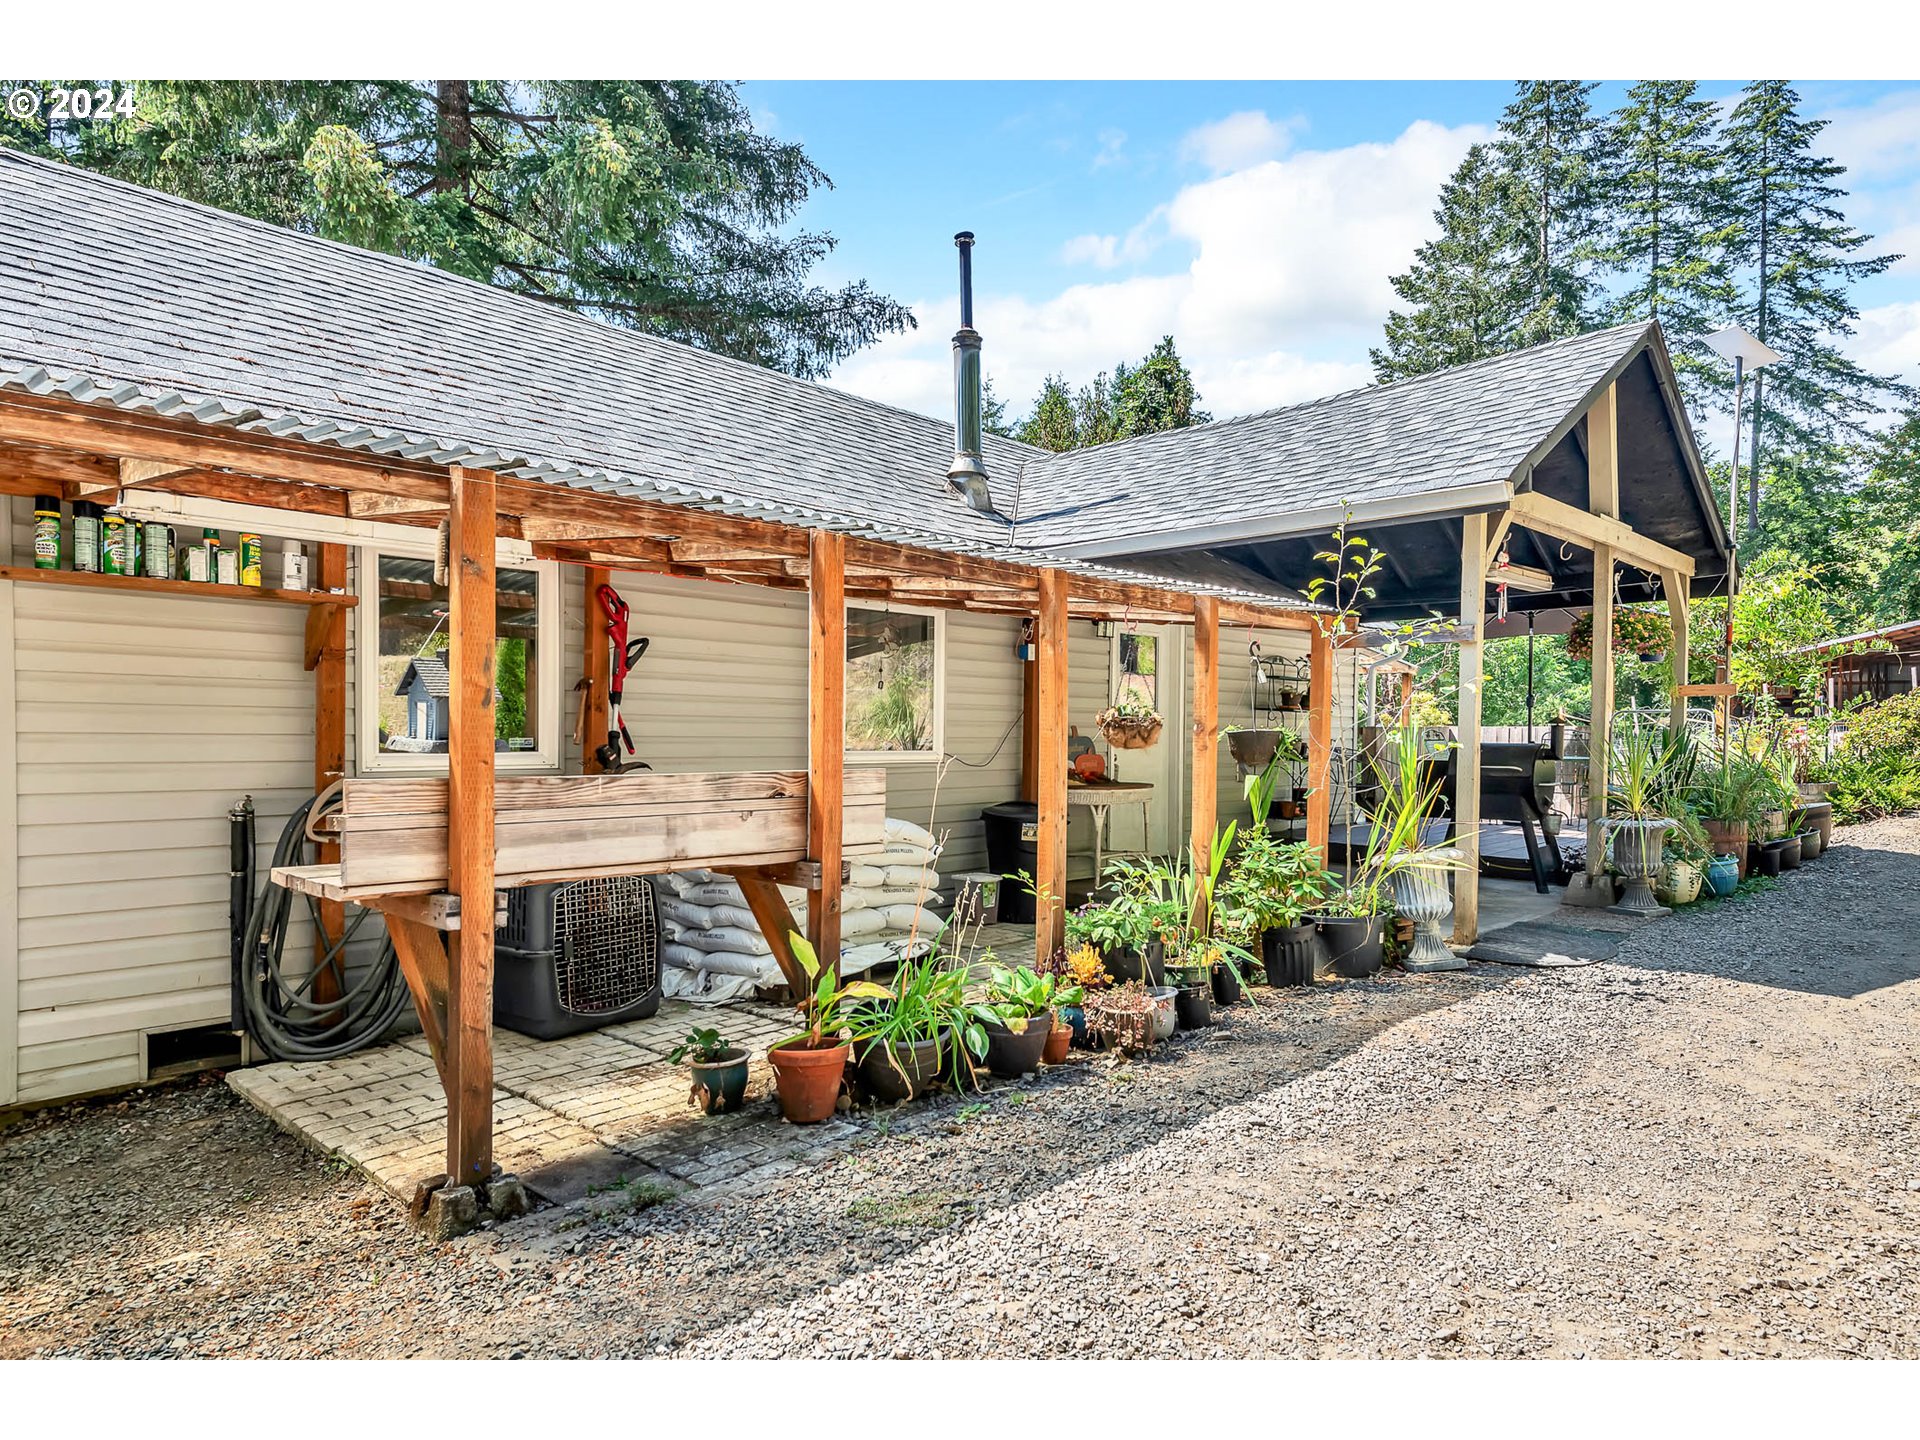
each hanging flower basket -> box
[1097,706,1164,750]
[1568,606,1669,664]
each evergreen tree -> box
[1016,376,1079,452]
[1856,407,1920,625]
[1075,370,1121,447]
[1112,336,1211,434]
[1496,80,1605,346]
[980,374,1012,437]
[1372,142,1517,380]
[1,80,910,378]
[1595,80,1740,411]
[1722,80,1912,524]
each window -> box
[1116,631,1158,712]
[358,550,560,771]
[845,603,942,761]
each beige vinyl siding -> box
[5,536,316,1104]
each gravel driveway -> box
[6,818,1918,1359]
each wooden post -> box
[807,530,846,980]
[1034,569,1070,962]
[1664,567,1689,735]
[312,542,348,1007]
[1306,623,1333,857]
[1191,597,1220,925]
[583,565,611,772]
[1452,513,1488,945]
[1398,671,1414,726]
[1587,543,1615,883]
[1588,383,1620,518]
[444,465,496,1189]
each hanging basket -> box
[1097,708,1164,750]
[1568,606,1670,663]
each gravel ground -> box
[6,818,1918,1359]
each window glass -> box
[1117,631,1157,710]
[845,606,936,753]
[374,555,540,755]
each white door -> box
[1105,624,1180,857]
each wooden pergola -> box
[0,387,1331,1199]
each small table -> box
[1068,780,1154,885]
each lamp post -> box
[1703,325,1783,748]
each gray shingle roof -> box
[1013,322,1655,555]
[398,654,451,699]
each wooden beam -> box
[1664,566,1690,734]
[0,443,119,493]
[445,465,496,1189]
[1191,596,1221,927]
[386,916,450,1089]
[1587,383,1620,519]
[807,529,846,980]
[1306,623,1333,856]
[347,492,448,520]
[1507,491,1694,579]
[1452,512,1488,945]
[1035,570,1071,960]
[725,871,809,995]
[1217,600,1321,633]
[1587,543,1615,883]
[583,566,611,771]
[1481,508,1515,576]
[312,543,348,1009]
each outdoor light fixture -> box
[1703,324,1783,545]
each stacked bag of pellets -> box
[656,816,951,1004]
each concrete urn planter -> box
[1609,818,1675,916]
[1391,849,1467,972]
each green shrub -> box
[1816,749,1920,824]
[1837,690,1920,759]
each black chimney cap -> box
[954,231,975,246]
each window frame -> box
[843,599,946,766]
[354,541,563,775]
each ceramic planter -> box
[1797,827,1823,860]
[767,1040,849,1125]
[1059,1002,1088,1048]
[1655,858,1703,907]
[1704,855,1739,897]
[854,1032,950,1103]
[1261,922,1318,987]
[1314,913,1386,978]
[1391,850,1466,972]
[686,1047,750,1116]
[1703,819,1750,880]
[1145,986,1179,1042]
[981,1015,1052,1078]
[1609,817,1674,916]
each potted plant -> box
[1086,981,1156,1054]
[1055,942,1109,1047]
[766,933,890,1124]
[1606,721,1680,916]
[1216,825,1336,987]
[1096,694,1163,750]
[1042,1015,1073,1065]
[1704,853,1740,897]
[1369,726,1470,972]
[846,951,972,1103]
[1067,869,1160,985]
[965,965,1082,1079]
[668,1027,750,1116]
[1655,811,1710,907]
[1691,751,1764,879]
[1569,606,1670,664]
[1224,722,1304,773]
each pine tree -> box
[1,80,911,378]
[1016,376,1079,452]
[1496,80,1605,346]
[980,374,1011,437]
[1074,371,1121,447]
[1595,80,1740,412]
[1112,336,1211,434]
[1372,142,1517,380]
[1722,80,1912,526]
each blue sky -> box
[739,81,1920,429]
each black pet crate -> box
[492,875,664,1039]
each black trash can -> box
[980,801,1040,923]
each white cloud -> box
[1819,89,1920,182]
[1848,300,1920,390]
[1179,110,1299,174]
[1090,127,1128,171]
[831,117,1489,428]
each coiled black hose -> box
[239,790,411,1061]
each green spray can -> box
[102,509,127,576]
[73,502,103,574]
[33,496,61,570]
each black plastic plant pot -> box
[1174,984,1213,1029]
[1754,843,1784,879]
[1210,963,1241,1006]
[854,1032,948,1103]
[980,1017,1050,1078]
[1778,836,1803,871]
[1292,787,1310,804]
[1316,914,1386,978]
[1261,923,1318,987]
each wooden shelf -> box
[0,564,356,607]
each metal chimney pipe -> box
[947,231,991,503]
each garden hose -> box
[237,790,412,1062]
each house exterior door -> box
[1106,624,1180,858]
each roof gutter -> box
[1052,479,1517,560]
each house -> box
[0,151,1728,1195]
[1797,619,1920,709]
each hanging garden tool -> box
[594,583,652,773]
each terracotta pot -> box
[1042,1020,1072,1065]
[767,1040,849,1124]
[1703,819,1750,880]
